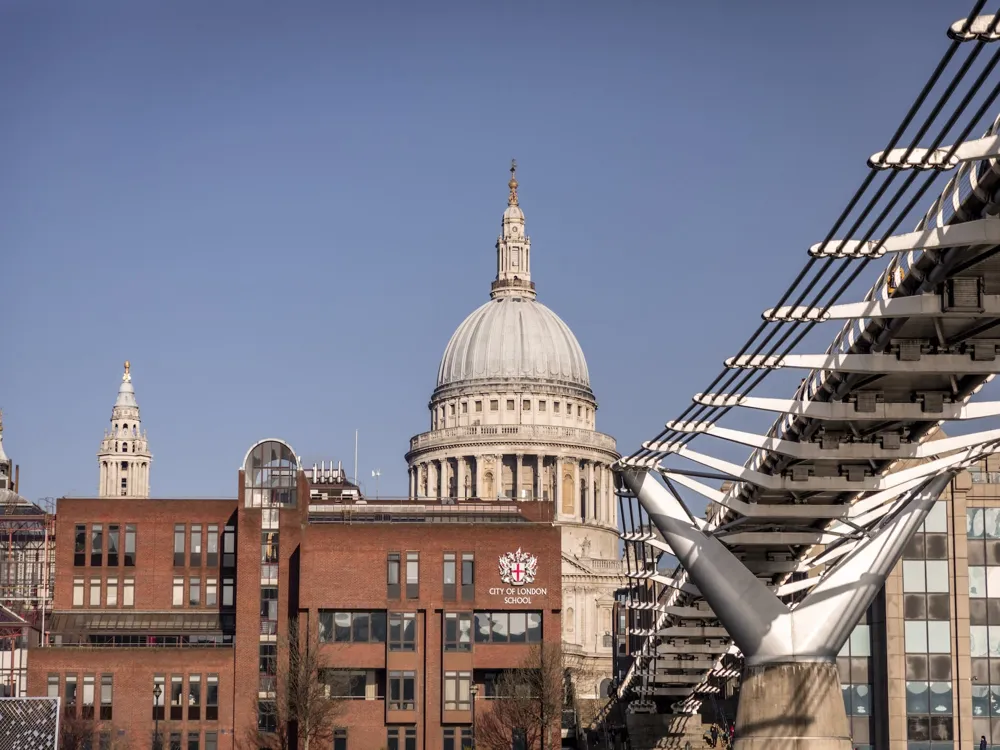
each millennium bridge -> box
[611,5,1000,749]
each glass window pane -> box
[925,561,950,593]
[972,684,990,716]
[904,621,928,653]
[989,626,1000,658]
[850,625,872,657]
[970,508,985,539]
[971,566,987,598]
[852,684,871,716]
[924,502,947,533]
[987,509,1000,539]
[988,567,1000,599]
[903,561,926,593]
[929,682,952,714]
[926,621,950,654]
[906,681,930,714]
[972,626,989,657]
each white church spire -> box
[0,410,11,491]
[97,360,152,498]
[491,159,536,300]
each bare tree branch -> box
[60,714,133,750]
[238,617,347,750]
[476,643,566,750]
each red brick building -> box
[29,439,562,749]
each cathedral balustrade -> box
[408,423,617,453]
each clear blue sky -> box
[0,0,981,501]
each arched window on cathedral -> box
[122,443,128,452]
[484,471,495,500]
[566,607,575,633]
[561,473,574,515]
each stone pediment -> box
[562,552,594,574]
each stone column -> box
[555,458,564,516]
[457,457,466,500]
[408,468,416,499]
[429,461,439,500]
[516,453,524,500]
[587,461,596,522]
[475,456,484,499]
[496,453,504,499]
[573,460,581,519]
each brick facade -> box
[29,461,562,750]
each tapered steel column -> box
[619,467,953,750]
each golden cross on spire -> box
[507,158,519,206]
[123,360,131,382]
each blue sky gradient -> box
[0,0,982,500]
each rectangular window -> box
[169,732,181,750]
[89,578,100,607]
[73,578,84,607]
[204,733,218,750]
[406,552,419,599]
[387,727,417,750]
[152,675,165,720]
[443,552,457,601]
[206,675,219,721]
[449,404,455,416]
[47,674,58,699]
[206,525,219,567]
[318,611,387,643]
[490,399,499,411]
[222,578,234,607]
[461,552,475,601]
[190,524,202,567]
[474,611,543,643]
[107,524,119,566]
[388,671,416,710]
[388,612,417,651]
[74,525,86,566]
[124,524,136,566]
[261,531,278,563]
[461,401,468,414]
[554,401,560,413]
[333,728,347,750]
[123,577,134,607]
[475,400,482,412]
[90,525,103,566]
[522,400,531,411]
[443,670,472,710]
[188,674,201,720]
[174,525,186,567]
[100,674,113,720]
[506,399,515,410]
[444,612,473,651]
[82,674,95,719]
[222,525,235,568]
[322,670,367,699]
[187,732,199,750]
[538,400,547,412]
[106,576,118,607]
[172,577,184,607]
[260,587,278,633]
[387,552,401,598]
[206,578,217,607]
[578,405,582,417]
[65,674,77,716]
[443,727,473,750]
[189,577,201,606]
[170,674,183,720]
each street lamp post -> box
[152,683,163,750]
[469,682,479,749]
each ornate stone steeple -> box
[491,159,536,300]
[97,361,152,498]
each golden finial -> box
[508,159,519,206]
[123,360,131,382]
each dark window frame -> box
[74,525,86,567]
[388,671,416,711]
[387,552,401,599]
[444,611,473,652]
[388,612,417,651]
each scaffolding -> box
[0,491,55,697]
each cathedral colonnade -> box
[406,451,617,518]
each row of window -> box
[150,732,219,750]
[317,610,543,648]
[172,576,234,608]
[173,524,234,568]
[48,673,112,719]
[72,576,135,607]
[439,397,589,418]
[385,551,479,600]
[151,674,221,721]
[319,668,520,702]
[74,523,236,570]
[73,524,135,567]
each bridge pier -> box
[618,467,955,750]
